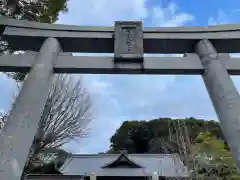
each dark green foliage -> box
[109,117,224,154]
[39,0,69,23]
[110,121,151,153]
[109,118,239,179]
[0,0,68,23]
[24,162,61,175]
[0,0,69,82]
[24,147,70,175]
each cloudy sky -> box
[1,0,240,154]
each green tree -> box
[24,147,70,174]
[188,132,240,180]
[0,0,68,23]
[110,121,151,153]
[110,118,224,155]
[0,0,69,81]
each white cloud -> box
[208,9,230,25]
[58,0,148,26]
[70,74,219,154]
[56,0,196,153]
[1,0,195,154]
[150,3,194,27]
[208,8,240,25]
[58,0,194,27]
[87,78,112,95]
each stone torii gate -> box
[1,17,240,180]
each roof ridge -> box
[101,153,142,168]
[70,153,179,157]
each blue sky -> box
[2,0,240,154]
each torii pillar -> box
[196,39,240,169]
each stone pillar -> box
[0,38,61,180]
[196,39,240,169]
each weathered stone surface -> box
[196,39,240,170]
[3,17,240,53]
[0,38,61,180]
[114,21,143,61]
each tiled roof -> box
[60,153,189,178]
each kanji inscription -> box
[114,21,143,61]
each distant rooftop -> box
[59,153,189,178]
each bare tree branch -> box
[0,74,92,166]
[30,74,92,156]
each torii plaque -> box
[114,21,143,62]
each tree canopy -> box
[0,0,68,23]
[109,118,224,155]
[109,118,240,179]
[188,132,240,180]
[0,0,69,81]
[24,147,70,175]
